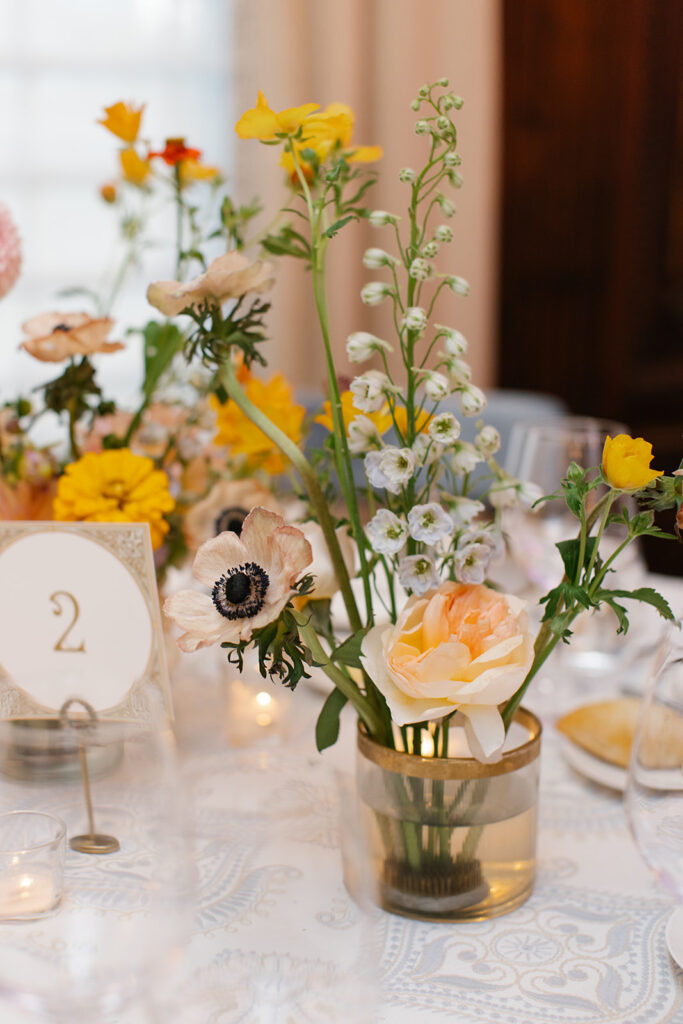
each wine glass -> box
[0,688,193,1021]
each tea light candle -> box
[0,811,66,920]
[0,869,57,917]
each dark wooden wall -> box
[500,0,683,573]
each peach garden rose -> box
[361,581,534,762]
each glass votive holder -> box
[0,811,66,920]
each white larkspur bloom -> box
[435,225,453,243]
[409,258,433,282]
[451,441,482,474]
[346,331,392,364]
[421,370,450,401]
[453,542,492,585]
[448,171,464,189]
[446,495,485,527]
[348,415,383,454]
[460,384,487,416]
[446,275,470,296]
[411,434,442,468]
[446,357,472,385]
[362,248,398,270]
[350,370,395,413]
[365,447,416,494]
[403,306,428,332]
[398,555,440,596]
[366,508,408,555]
[399,167,416,183]
[518,480,544,507]
[428,411,461,444]
[437,325,468,356]
[422,241,439,259]
[488,481,542,511]
[437,194,456,217]
[368,210,399,227]
[475,425,501,456]
[361,281,392,306]
[407,503,454,544]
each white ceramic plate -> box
[559,736,627,792]
[666,906,683,969]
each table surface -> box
[3,576,683,1023]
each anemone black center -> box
[53,323,71,332]
[214,506,248,537]
[212,561,269,620]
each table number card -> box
[0,522,171,720]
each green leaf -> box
[600,595,630,635]
[139,320,185,400]
[556,536,597,581]
[330,629,369,669]
[324,215,355,239]
[315,687,348,751]
[599,587,675,621]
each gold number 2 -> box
[50,591,86,653]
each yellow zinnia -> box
[235,91,320,141]
[281,102,382,176]
[98,101,144,144]
[314,390,393,435]
[212,374,305,475]
[53,449,175,550]
[120,147,151,185]
[602,434,664,491]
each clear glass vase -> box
[356,708,541,921]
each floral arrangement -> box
[159,80,682,765]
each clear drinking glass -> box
[0,689,192,1022]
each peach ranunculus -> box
[602,434,664,491]
[20,313,124,363]
[361,581,534,762]
[164,507,312,650]
[183,478,283,551]
[146,251,275,318]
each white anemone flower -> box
[398,555,440,596]
[366,509,408,555]
[365,447,416,494]
[164,507,312,651]
[407,503,454,544]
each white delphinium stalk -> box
[407,503,454,544]
[362,248,398,270]
[366,509,408,555]
[474,424,501,456]
[434,224,453,243]
[350,370,396,413]
[459,384,487,416]
[451,441,483,474]
[436,325,467,356]
[445,495,485,527]
[346,331,392,364]
[398,554,440,596]
[409,258,433,281]
[453,542,492,585]
[421,370,450,401]
[412,433,442,467]
[402,306,428,332]
[361,281,393,306]
[368,210,399,227]
[348,416,383,454]
[445,275,470,296]
[365,446,416,494]
[428,411,461,444]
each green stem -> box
[218,359,362,634]
[67,400,80,461]
[174,166,184,279]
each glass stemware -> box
[0,689,192,1022]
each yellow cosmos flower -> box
[212,375,305,475]
[235,91,320,141]
[120,147,151,185]
[602,434,664,491]
[315,390,393,435]
[53,449,175,550]
[281,102,382,176]
[178,158,221,186]
[98,101,144,144]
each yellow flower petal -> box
[235,91,319,141]
[98,101,144,144]
[602,434,664,491]
[120,147,151,185]
[212,375,304,475]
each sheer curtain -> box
[233,0,502,393]
[0,0,235,406]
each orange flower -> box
[212,375,305,475]
[98,101,144,144]
[150,138,201,166]
[281,102,382,177]
[120,147,151,185]
[315,390,393,436]
[100,183,117,203]
[20,313,124,363]
[0,479,56,521]
[178,159,221,186]
[235,92,320,141]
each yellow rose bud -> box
[602,434,664,490]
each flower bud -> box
[421,241,439,259]
[436,325,467,355]
[410,99,421,111]
[436,116,453,138]
[351,370,398,412]
[422,370,449,401]
[475,425,501,455]
[418,85,430,99]
[100,183,117,203]
[446,275,469,296]
[368,209,399,228]
[437,194,456,217]
[409,258,433,282]
[434,224,453,243]
[346,331,392,363]
[452,96,464,109]
[448,171,464,189]
[398,167,416,183]
[415,120,431,136]
[402,306,428,333]
[446,357,472,385]
[444,152,462,168]
[361,281,392,306]
[437,77,449,87]
[362,247,397,269]
[460,384,487,417]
